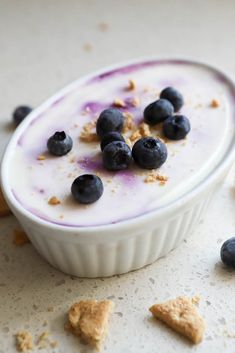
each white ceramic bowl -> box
[1,58,235,277]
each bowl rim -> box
[1,56,235,234]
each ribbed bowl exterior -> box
[13,184,216,278]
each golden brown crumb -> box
[123,112,135,133]
[83,43,93,52]
[15,331,33,352]
[113,98,126,108]
[68,299,114,350]
[144,172,168,184]
[36,331,49,349]
[47,306,54,312]
[149,296,205,344]
[211,99,220,108]
[127,79,136,91]
[48,196,61,205]
[130,122,151,142]
[130,130,142,142]
[13,229,30,246]
[0,187,11,217]
[80,120,99,142]
[37,155,46,161]
[98,22,109,31]
[130,97,140,107]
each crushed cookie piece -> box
[130,122,151,142]
[131,97,140,107]
[83,43,93,52]
[13,229,30,246]
[145,172,168,184]
[211,99,220,108]
[149,296,205,344]
[48,196,61,205]
[130,130,142,142]
[37,155,46,161]
[127,79,136,91]
[98,22,109,31]
[50,341,59,348]
[123,112,135,133]
[37,331,49,349]
[68,299,114,350]
[113,98,126,108]
[15,331,33,352]
[0,187,11,217]
[138,122,151,137]
[80,120,99,142]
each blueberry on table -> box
[144,99,174,125]
[47,131,73,156]
[132,137,167,169]
[220,237,235,268]
[160,87,184,112]
[163,115,190,140]
[71,174,104,204]
[103,141,132,171]
[13,105,32,126]
[96,108,124,138]
[100,132,125,151]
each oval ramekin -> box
[1,58,235,277]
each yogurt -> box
[8,60,235,227]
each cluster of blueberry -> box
[144,87,190,140]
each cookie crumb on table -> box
[149,296,205,344]
[15,331,33,352]
[211,99,220,108]
[0,187,11,217]
[80,120,99,142]
[68,299,114,350]
[13,229,30,246]
[48,196,61,205]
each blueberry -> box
[71,174,103,204]
[144,99,174,125]
[103,141,132,171]
[220,237,235,268]
[13,105,32,126]
[96,108,124,138]
[160,87,184,112]
[163,115,190,140]
[100,132,125,151]
[132,137,167,169]
[47,131,73,156]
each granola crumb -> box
[68,299,114,349]
[113,98,126,108]
[48,196,61,205]
[130,97,140,107]
[123,112,135,133]
[130,122,151,142]
[15,331,33,352]
[80,120,99,142]
[144,172,168,184]
[37,331,49,349]
[211,99,220,108]
[83,43,93,52]
[130,130,142,142]
[37,155,46,161]
[13,229,30,246]
[127,79,136,91]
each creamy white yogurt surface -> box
[8,60,235,226]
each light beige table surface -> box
[1,1,235,352]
